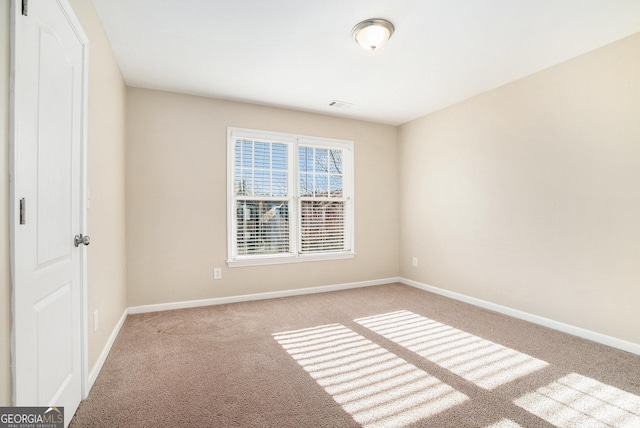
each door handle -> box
[74,234,90,247]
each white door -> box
[11,0,88,426]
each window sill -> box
[227,251,355,268]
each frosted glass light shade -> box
[352,19,395,51]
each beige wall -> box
[126,88,400,306]
[1,0,11,407]
[399,33,640,344]
[68,0,128,372]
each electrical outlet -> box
[214,268,222,280]
[412,257,418,268]
[93,310,99,332]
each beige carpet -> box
[70,283,640,427]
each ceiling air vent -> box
[329,100,353,109]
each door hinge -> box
[22,0,28,16]
[19,198,26,225]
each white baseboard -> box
[400,277,640,356]
[128,277,401,315]
[88,276,638,396]
[85,278,397,394]
[86,308,128,396]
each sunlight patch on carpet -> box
[355,310,548,390]
[484,419,523,428]
[514,372,640,427]
[273,324,468,427]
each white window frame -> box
[227,127,355,267]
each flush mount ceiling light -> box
[351,18,395,51]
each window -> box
[227,128,354,266]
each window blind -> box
[298,146,346,253]
[234,139,290,256]
[236,200,289,256]
[300,200,345,252]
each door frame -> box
[9,0,90,403]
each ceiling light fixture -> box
[351,18,395,51]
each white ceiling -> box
[91,0,640,126]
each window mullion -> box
[291,139,299,256]
[269,142,273,197]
